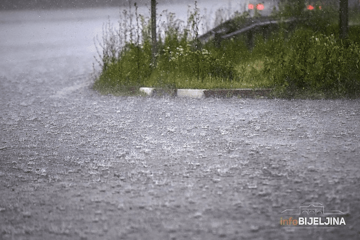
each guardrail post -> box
[339,0,348,39]
[247,29,253,48]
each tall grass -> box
[93,0,360,98]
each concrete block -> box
[177,89,205,98]
[139,87,154,96]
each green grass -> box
[234,59,273,88]
[93,1,360,99]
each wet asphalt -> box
[1,7,360,240]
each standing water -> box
[1,1,359,240]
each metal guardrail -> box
[198,16,298,44]
[221,18,296,39]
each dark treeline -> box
[0,0,193,10]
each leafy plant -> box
[263,28,360,98]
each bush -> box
[263,28,360,98]
[152,39,238,86]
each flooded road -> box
[1,6,360,240]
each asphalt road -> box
[1,7,360,240]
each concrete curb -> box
[177,89,206,98]
[204,88,272,98]
[139,87,273,99]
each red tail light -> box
[307,5,314,10]
[256,4,264,11]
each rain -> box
[0,0,360,239]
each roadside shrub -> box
[155,43,236,83]
[95,40,152,89]
[264,28,360,98]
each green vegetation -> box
[93,1,360,99]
